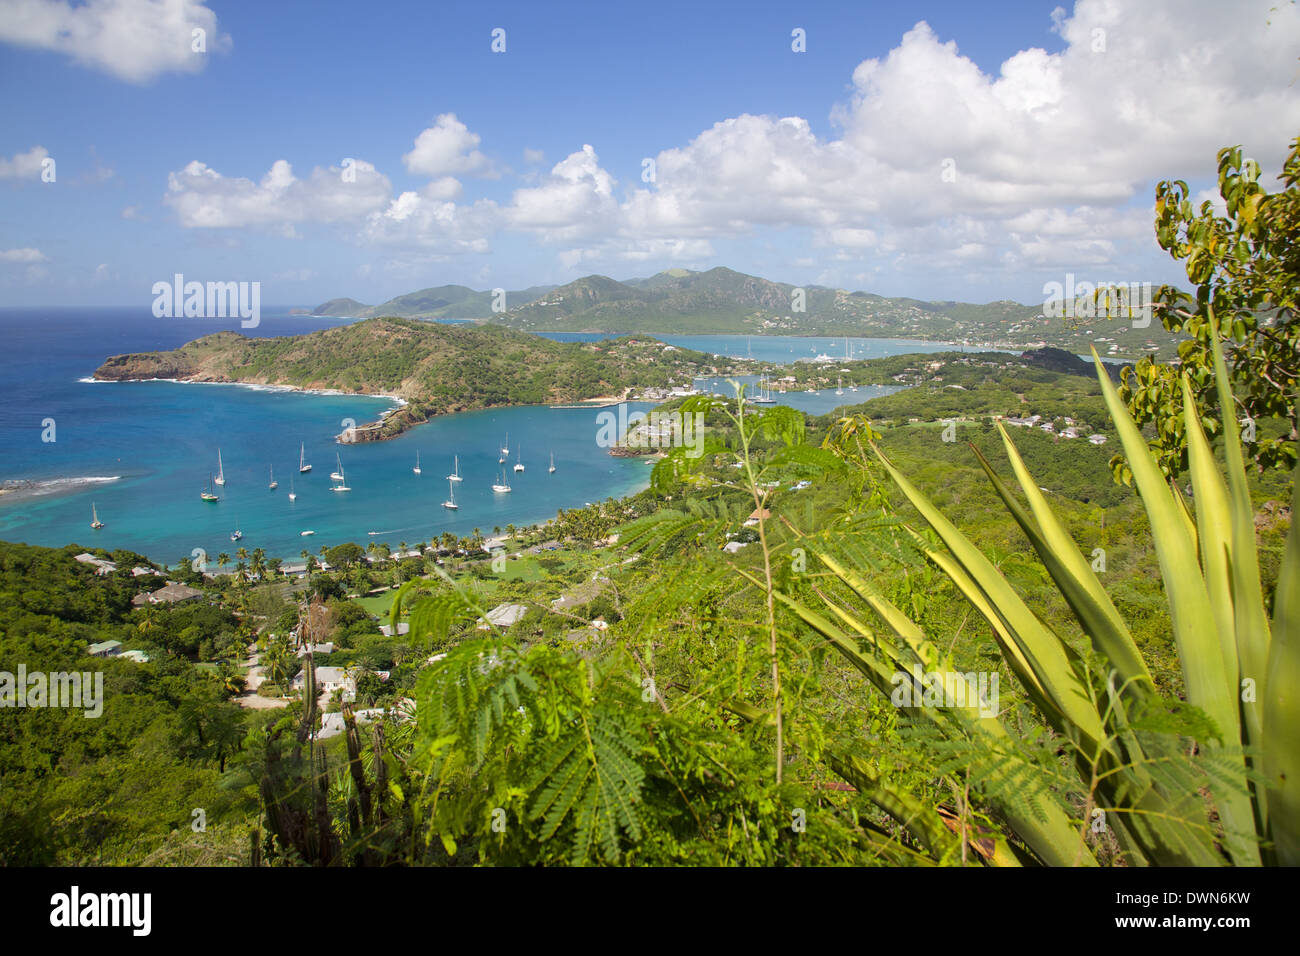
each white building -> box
[291,666,356,702]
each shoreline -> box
[81,375,407,408]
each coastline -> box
[81,375,407,409]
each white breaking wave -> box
[0,475,123,498]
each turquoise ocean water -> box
[0,311,963,564]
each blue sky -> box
[2,0,1298,309]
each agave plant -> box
[773,312,1298,866]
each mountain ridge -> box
[311,266,1179,356]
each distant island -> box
[310,265,1183,359]
[92,318,743,441]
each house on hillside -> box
[314,699,415,740]
[476,603,528,630]
[88,640,123,658]
[135,582,204,605]
[291,666,356,702]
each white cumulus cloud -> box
[0,146,50,179]
[0,0,231,83]
[164,158,391,231]
[403,113,494,178]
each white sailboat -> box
[748,375,775,404]
[214,449,226,485]
[549,451,556,474]
[513,446,524,473]
[447,455,463,482]
[492,468,512,493]
[269,465,278,490]
[90,503,104,530]
[298,443,312,473]
[331,459,351,492]
[442,479,459,510]
[288,477,296,501]
[501,433,510,456]
[836,377,844,396]
[330,452,344,482]
[413,451,421,475]
[230,515,242,542]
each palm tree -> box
[263,644,292,690]
[216,552,230,570]
[214,660,246,696]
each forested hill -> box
[92,318,738,439]
[312,267,1184,358]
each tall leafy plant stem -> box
[726,382,784,784]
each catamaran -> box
[201,476,220,502]
[330,452,345,482]
[230,520,242,542]
[269,465,278,490]
[288,477,296,501]
[214,449,226,485]
[90,503,104,529]
[492,468,512,493]
[442,479,459,510]
[298,443,312,473]
[549,451,556,474]
[413,451,421,475]
[447,455,463,482]
[513,447,525,473]
[331,460,351,492]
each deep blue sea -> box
[0,311,957,565]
